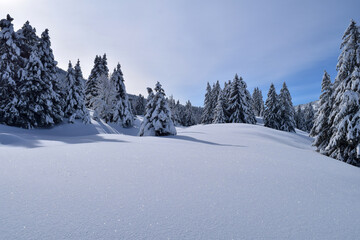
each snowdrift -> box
[0,121,359,239]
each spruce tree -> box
[264,84,280,130]
[325,20,360,165]
[227,74,256,124]
[139,82,176,136]
[111,63,133,127]
[0,15,21,125]
[86,55,102,108]
[213,90,227,124]
[278,82,296,132]
[201,82,213,124]
[38,29,63,123]
[295,107,306,131]
[304,103,314,132]
[16,21,39,60]
[183,100,196,126]
[310,71,333,152]
[252,87,264,117]
[63,60,90,123]
[135,94,146,115]
[91,74,115,122]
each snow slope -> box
[0,121,359,239]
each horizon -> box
[1,0,359,107]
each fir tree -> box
[63,60,90,123]
[139,82,176,136]
[38,29,63,123]
[111,63,133,127]
[304,103,314,132]
[16,21,38,60]
[264,84,280,130]
[227,74,256,124]
[278,82,296,132]
[295,107,306,131]
[325,20,360,165]
[183,100,196,126]
[0,15,21,125]
[252,87,264,117]
[201,82,213,124]
[135,94,146,115]
[86,55,102,108]
[91,74,115,122]
[310,71,333,152]
[213,90,227,124]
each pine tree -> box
[252,87,264,117]
[304,103,314,132]
[227,74,256,124]
[135,94,146,115]
[86,55,102,108]
[0,15,22,125]
[111,63,133,127]
[310,71,333,152]
[213,90,227,123]
[139,82,177,136]
[325,20,360,165]
[16,21,39,60]
[91,74,115,122]
[295,107,306,131]
[38,29,63,123]
[278,82,296,132]
[201,82,213,124]
[63,60,90,123]
[183,100,196,126]
[264,84,280,130]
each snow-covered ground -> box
[0,119,359,239]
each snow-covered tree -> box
[252,87,264,117]
[16,21,38,60]
[213,90,227,124]
[91,74,115,122]
[182,100,196,126]
[0,15,21,125]
[139,82,177,136]
[134,94,146,115]
[278,82,296,132]
[310,71,333,152]
[264,84,280,130]
[86,54,109,108]
[325,20,360,165]
[111,63,133,127]
[38,29,63,122]
[63,60,90,123]
[295,107,306,131]
[304,103,314,132]
[227,74,256,124]
[201,82,213,124]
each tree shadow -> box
[165,135,247,148]
[0,133,128,149]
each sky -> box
[1,0,359,106]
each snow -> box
[0,119,359,239]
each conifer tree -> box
[0,15,22,125]
[304,103,314,132]
[325,20,360,165]
[111,63,133,127]
[310,71,333,152]
[63,61,90,123]
[91,74,115,122]
[295,107,306,131]
[135,94,146,115]
[139,82,176,136]
[38,29,63,122]
[183,100,196,126]
[264,84,280,130]
[227,74,256,124]
[213,90,227,124]
[86,55,102,108]
[16,21,38,60]
[201,82,213,124]
[278,82,296,132]
[252,87,264,117]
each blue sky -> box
[1,0,359,106]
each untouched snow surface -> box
[0,120,359,239]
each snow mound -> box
[0,122,359,239]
